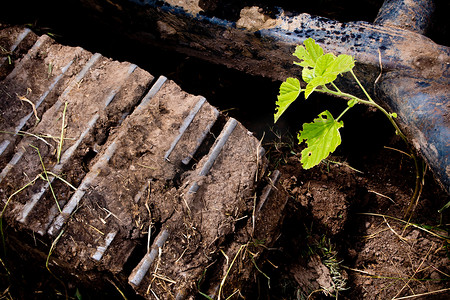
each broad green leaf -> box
[314,53,336,77]
[304,73,337,99]
[274,77,301,123]
[293,46,312,68]
[293,38,324,68]
[298,110,343,169]
[304,38,323,63]
[302,67,314,83]
[326,54,355,75]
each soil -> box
[1,1,449,300]
[258,129,450,299]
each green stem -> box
[321,73,424,219]
[30,145,61,212]
[336,106,352,122]
[348,72,425,217]
[350,70,374,103]
[330,82,342,93]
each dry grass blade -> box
[218,245,246,300]
[106,278,128,300]
[57,102,68,163]
[16,93,40,123]
[0,130,52,147]
[392,287,450,299]
[47,171,77,191]
[1,174,40,217]
[46,229,67,300]
[392,243,434,299]
[369,190,395,204]
[360,213,449,241]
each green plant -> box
[0,46,12,65]
[275,38,424,216]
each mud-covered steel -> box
[377,71,449,191]
[47,140,119,236]
[187,118,238,194]
[164,97,207,161]
[128,229,170,287]
[0,28,30,67]
[374,0,435,34]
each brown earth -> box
[256,126,450,299]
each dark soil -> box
[1,1,449,300]
[258,124,450,299]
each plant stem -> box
[348,71,425,217]
[321,74,424,219]
[336,106,352,122]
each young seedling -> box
[275,38,424,216]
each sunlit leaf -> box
[302,67,314,83]
[297,110,343,169]
[293,38,324,68]
[304,73,337,99]
[314,53,336,77]
[326,54,355,74]
[274,77,301,123]
[303,38,323,64]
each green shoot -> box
[275,38,424,217]
[439,201,450,214]
[30,144,61,212]
[46,229,67,299]
[274,37,408,169]
[0,46,12,65]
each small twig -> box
[47,62,53,78]
[88,224,104,235]
[136,163,156,170]
[251,193,257,237]
[145,184,152,253]
[147,247,163,294]
[255,132,265,182]
[151,273,176,284]
[382,216,408,242]
[150,289,160,300]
